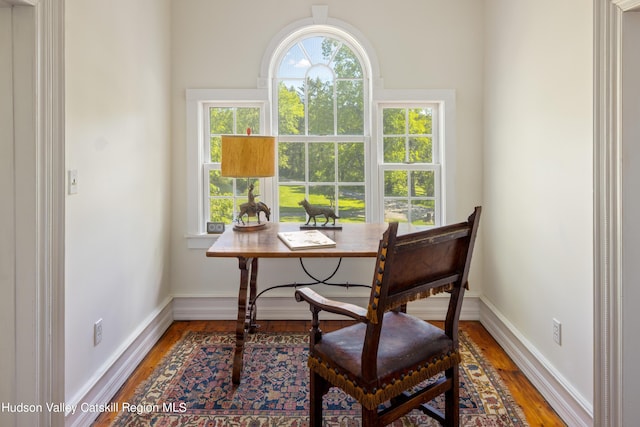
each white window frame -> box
[185,89,270,248]
[376,102,441,226]
[187,88,456,247]
[203,101,268,223]
[186,30,456,248]
[372,89,456,225]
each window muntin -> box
[205,104,264,223]
[276,35,366,222]
[379,105,440,226]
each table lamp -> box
[221,130,275,231]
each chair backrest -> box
[365,207,482,340]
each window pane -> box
[384,199,409,223]
[410,170,435,197]
[307,67,335,135]
[210,135,222,162]
[210,107,233,134]
[279,185,306,222]
[338,185,365,222]
[210,199,233,222]
[302,36,335,65]
[278,142,305,182]
[308,185,336,207]
[411,200,436,226]
[383,137,406,163]
[278,43,309,78]
[209,170,232,196]
[278,81,304,135]
[338,142,364,182]
[409,137,433,163]
[309,142,335,182]
[383,108,406,135]
[384,170,408,197]
[332,44,363,79]
[237,108,260,134]
[408,108,432,134]
[337,80,363,135]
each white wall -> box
[170,0,485,308]
[622,11,640,425]
[483,0,593,413]
[64,0,172,405]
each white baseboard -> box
[172,293,481,321]
[478,297,593,427]
[65,298,174,427]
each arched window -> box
[274,34,368,222]
[186,9,455,245]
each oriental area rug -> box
[110,332,529,426]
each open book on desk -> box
[277,229,336,250]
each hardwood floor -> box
[92,320,566,426]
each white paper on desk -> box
[277,230,336,250]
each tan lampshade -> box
[221,135,276,178]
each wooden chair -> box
[295,207,481,427]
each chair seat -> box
[311,311,457,404]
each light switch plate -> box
[68,169,78,195]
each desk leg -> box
[232,256,258,385]
[248,257,259,332]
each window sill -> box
[185,233,220,249]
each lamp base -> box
[233,222,268,232]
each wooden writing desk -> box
[206,222,388,384]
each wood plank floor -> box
[92,320,566,426]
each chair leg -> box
[309,371,329,427]
[444,365,460,427]
[362,407,380,427]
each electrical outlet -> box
[94,319,103,346]
[553,318,561,345]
